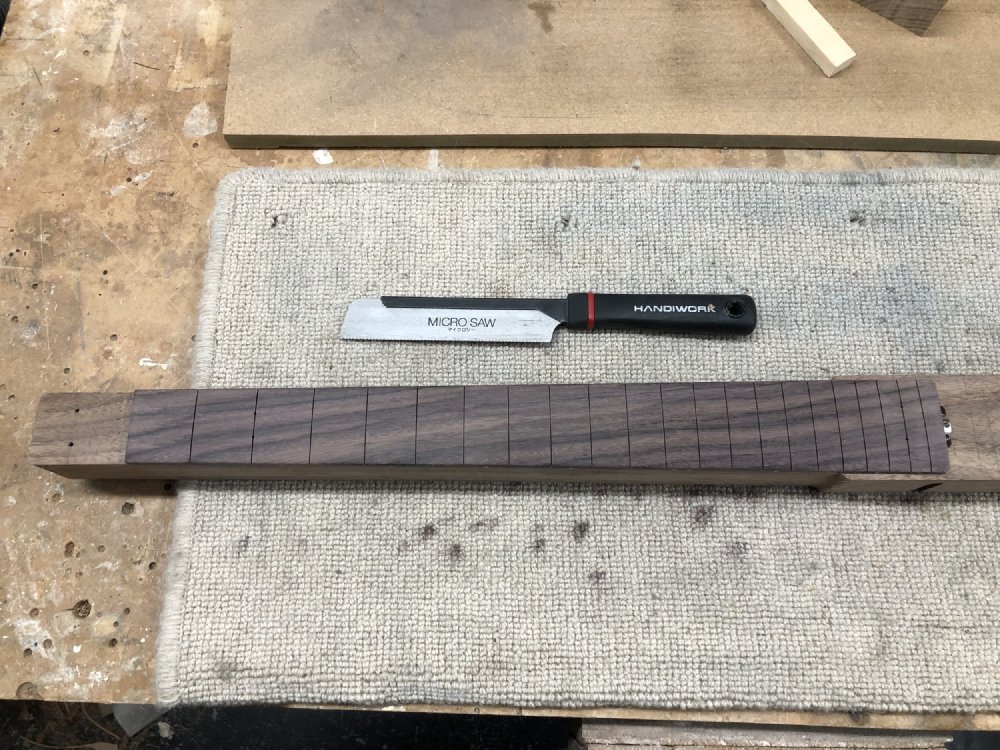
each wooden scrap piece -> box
[762,0,857,77]
[852,0,948,35]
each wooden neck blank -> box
[27,376,995,493]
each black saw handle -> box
[565,293,756,336]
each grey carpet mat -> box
[158,168,1000,711]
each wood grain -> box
[661,383,699,470]
[856,380,890,472]
[726,382,763,471]
[808,380,843,472]
[310,387,367,464]
[550,385,592,467]
[364,387,417,465]
[694,383,731,470]
[898,379,932,471]
[464,385,508,466]
[28,393,133,468]
[251,388,314,464]
[852,0,948,34]
[508,385,551,466]
[31,378,969,489]
[823,376,979,492]
[416,386,464,465]
[878,381,911,473]
[589,384,630,468]
[125,389,197,464]
[832,380,867,472]
[783,381,818,471]
[625,384,666,469]
[756,382,792,471]
[918,380,949,473]
[190,388,257,464]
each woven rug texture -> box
[157,168,1000,711]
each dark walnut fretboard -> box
[28,379,960,491]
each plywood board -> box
[223,0,1000,152]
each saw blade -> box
[340,298,562,343]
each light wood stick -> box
[762,0,857,77]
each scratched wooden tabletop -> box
[1,0,998,725]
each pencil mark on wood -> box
[917,379,949,473]
[251,388,313,464]
[856,380,890,472]
[661,382,698,469]
[783,381,818,471]
[190,389,257,463]
[125,389,198,464]
[39,379,956,486]
[898,379,931,471]
[833,380,867,472]
[756,382,792,471]
[878,380,911,473]
[808,380,843,471]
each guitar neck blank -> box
[27,377,988,493]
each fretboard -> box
[111,379,946,474]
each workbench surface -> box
[1,0,998,728]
